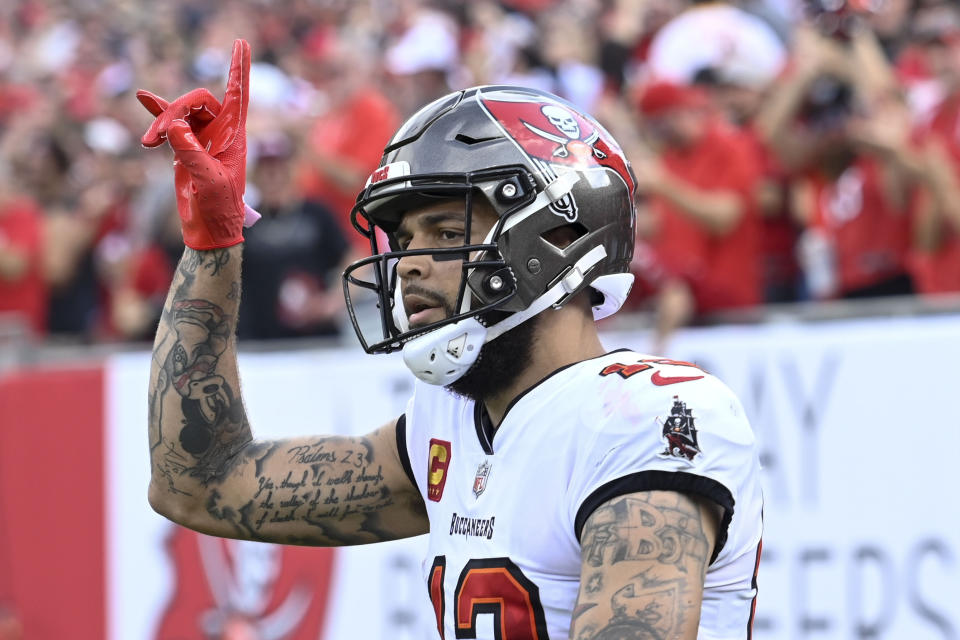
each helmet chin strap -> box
[485,244,606,341]
[402,245,607,385]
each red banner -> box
[0,367,105,640]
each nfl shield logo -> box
[473,460,491,498]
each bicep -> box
[569,490,719,640]
[154,418,429,546]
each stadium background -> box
[1,0,959,638]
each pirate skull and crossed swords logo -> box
[522,104,607,160]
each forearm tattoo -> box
[197,436,405,544]
[150,248,249,491]
[148,248,418,544]
[574,493,711,640]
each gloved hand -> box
[137,39,259,250]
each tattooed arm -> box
[569,491,720,640]
[148,246,428,545]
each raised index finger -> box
[223,39,250,113]
[208,38,251,157]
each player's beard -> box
[445,313,539,402]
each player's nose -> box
[396,250,432,281]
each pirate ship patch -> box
[658,396,701,462]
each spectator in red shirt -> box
[625,81,764,345]
[693,59,801,304]
[792,147,915,299]
[786,89,933,300]
[296,33,400,258]
[82,229,174,343]
[903,4,960,295]
[757,23,942,300]
[0,187,47,337]
[909,167,960,295]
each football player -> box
[141,39,763,639]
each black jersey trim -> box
[472,348,633,454]
[574,470,735,565]
[473,403,495,455]
[747,508,764,640]
[395,414,420,493]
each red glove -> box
[137,39,258,250]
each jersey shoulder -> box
[571,351,754,446]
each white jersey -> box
[398,350,763,639]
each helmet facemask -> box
[342,167,536,358]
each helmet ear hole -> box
[589,287,604,306]
[540,222,588,250]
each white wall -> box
[107,314,960,639]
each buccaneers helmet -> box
[342,86,636,385]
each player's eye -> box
[439,229,464,243]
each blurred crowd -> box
[2,0,960,349]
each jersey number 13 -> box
[428,556,550,639]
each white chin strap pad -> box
[590,273,635,320]
[402,317,488,386]
[393,283,410,333]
